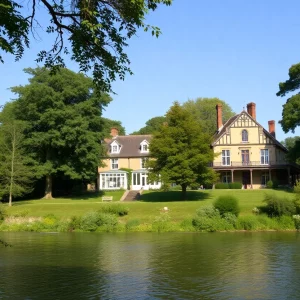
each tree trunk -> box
[181,184,187,200]
[44,174,53,199]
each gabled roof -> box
[212,110,288,152]
[104,135,152,158]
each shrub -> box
[0,205,7,221]
[228,182,242,189]
[263,193,296,217]
[180,218,195,231]
[214,195,240,217]
[125,219,140,231]
[266,180,273,189]
[192,216,234,232]
[236,216,261,230]
[272,180,279,189]
[196,206,220,218]
[293,215,300,230]
[79,211,118,232]
[152,214,172,232]
[276,215,295,230]
[215,183,229,189]
[99,204,129,216]
[223,212,237,226]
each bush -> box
[228,182,242,189]
[99,204,129,216]
[192,216,234,232]
[125,219,140,231]
[215,183,229,189]
[263,193,296,217]
[196,206,220,218]
[266,180,273,189]
[236,216,261,230]
[0,205,7,221]
[152,214,172,232]
[223,212,237,226]
[276,215,295,230]
[214,195,240,217]
[293,215,300,230]
[79,211,118,232]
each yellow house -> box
[98,128,161,190]
[212,102,300,189]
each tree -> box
[8,67,109,198]
[282,136,300,164]
[182,98,235,136]
[131,116,166,135]
[148,102,217,199]
[1,0,172,93]
[102,118,126,137]
[277,63,300,133]
[0,121,33,206]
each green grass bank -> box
[0,189,299,233]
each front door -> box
[242,171,250,189]
[241,150,250,165]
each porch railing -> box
[210,161,288,167]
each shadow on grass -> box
[140,191,210,202]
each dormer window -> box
[242,130,248,142]
[140,140,149,153]
[111,141,121,153]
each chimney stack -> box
[247,102,256,120]
[216,104,223,130]
[268,120,275,138]
[110,127,119,138]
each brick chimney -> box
[216,104,223,130]
[247,102,256,120]
[268,120,275,138]
[110,127,119,138]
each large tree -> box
[8,67,109,198]
[102,118,126,137]
[1,0,172,93]
[148,102,217,199]
[131,116,166,135]
[0,121,33,206]
[282,136,300,164]
[277,63,300,133]
[182,97,235,136]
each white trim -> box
[111,140,121,154]
[140,140,150,153]
[111,158,119,170]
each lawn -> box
[3,189,295,224]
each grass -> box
[3,189,294,224]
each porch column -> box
[231,170,234,183]
[250,169,253,189]
[288,167,291,186]
[269,169,272,181]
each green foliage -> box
[11,209,29,217]
[189,182,200,190]
[79,211,118,232]
[8,67,110,196]
[196,206,220,218]
[223,212,237,226]
[277,63,300,133]
[0,205,7,221]
[228,182,242,189]
[125,219,141,231]
[282,137,300,164]
[131,116,167,135]
[236,216,261,230]
[266,180,273,189]
[119,168,132,190]
[152,213,172,232]
[263,193,296,217]
[102,118,126,137]
[214,195,240,217]
[99,204,129,216]
[272,180,279,189]
[1,0,172,93]
[148,102,217,199]
[192,216,234,232]
[276,215,295,229]
[293,215,300,230]
[181,98,235,136]
[215,183,229,189]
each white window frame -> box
[260,149,269,165]
[111,158,119,170]
[242,129,248,142]
[222,150,230,166]
[140,140,149,153]
[111,141,120,154]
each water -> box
[0,232,300,299]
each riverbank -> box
[1,189,299,232]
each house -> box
[98,128,161,190]
[211,102,300,189]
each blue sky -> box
[1,0,300,141]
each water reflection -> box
[0,232,300,299]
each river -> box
[0,232,300,299]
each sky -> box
[1,0,300,142]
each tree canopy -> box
[148,102,217,199]
[277,63,300,133]
[102,118,126,137]
[131,116,166,135]
[6,67,110,198]
[1,0,172,93]
[182,97,235,136]
[282,136,300,164]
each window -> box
[222,150,230,166]
[260,149,269,165]
[112,145,118,153]
[242,130,248,142]
[141,157,149,169]
[142,144,148,152]
[261,172,270,186]
[222,172,231,183]
[140,140,149,153]
[111,158,118,169]
[241,150,250,165]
